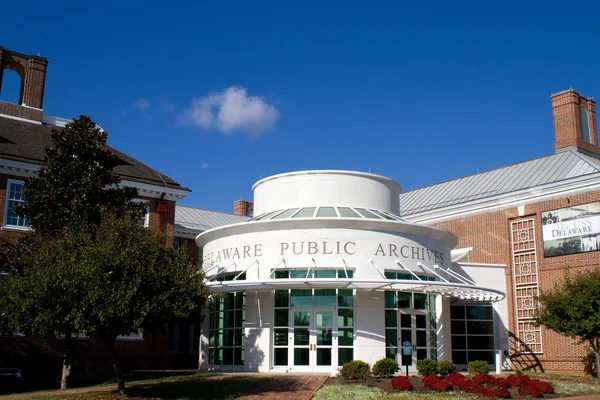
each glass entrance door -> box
[399,310,430,371]
[290,307,336,372]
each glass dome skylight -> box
[249,206,405,221]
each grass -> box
[313,385,474,400]
[553,381,600,395]
[0,374,271,400]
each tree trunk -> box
[109,340,126,394]
[60,333,75,390]
[596,350,600,379]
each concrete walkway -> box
[237,374,329,400]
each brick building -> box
[398,88,600,375]
[190,89,600,377]
[0,46,191,386]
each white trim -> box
[3,179,28,229]
[203,277,505,301]
[41,114,71,127]
[0,112,42,125]
[0,159,41,178]
[120,180,189,201]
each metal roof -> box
[175,205,250,233]
[399,147,600,216]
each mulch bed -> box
[325,374,600,399]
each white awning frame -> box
[203,277,505,302]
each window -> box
[173,237,181,248]
[450,300,495,365]
[273,269,354,279]
[385,271,435,281]
[116,332,143,341]
[208,274,246,366]
[132,199,149,227]
[4,180,28,228]
[581,106,591,143]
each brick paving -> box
[237,374,329,400]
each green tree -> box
[535,268,600,378]
[14,115,146,235]
[2,232,95,389]
[1,115,198,391]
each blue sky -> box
[2,1,600,213]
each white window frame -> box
[132,199,150,227]
[3,179,30,231]
[116,331,144,341]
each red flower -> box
[446,372,466,385]
[391,376,413,391]
[482,386,511,398]
[519,381,544,398]
[473,373,497,385]
[530,379,554,394]
[495,377,511,388]
[459,379,484,393]
[507,374,531,387]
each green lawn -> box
[0,374,271,400]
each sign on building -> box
[541,202,600,257]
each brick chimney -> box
[233,200,254,217]
[550,89,599,155]
[0,46,48,122]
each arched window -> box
[580,106,591,143]
[0,68,24,105]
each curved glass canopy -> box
[250,206,405,221]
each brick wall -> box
[551,89,599,155]
[433,190,600,375]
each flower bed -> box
[390,375,413,391]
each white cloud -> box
[202,163,209,169]
[179,86,279,136]
[131,98,151,111]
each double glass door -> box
[290,307,336,372]
[390,310,431,372]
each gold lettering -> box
[243,245,251,258]
[344,242,356,255]
[255,244,263,257]
[280,242,289,255]
[375,244,386,256]
[389,244,398,257]
[323,241,333,254]
[400,245,409,258]
[308,241,318,255]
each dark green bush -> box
[372,357,399,378]
[339,360,370,381]
[437,360,456,377]
[468,360,490,375]
[416,358,438,377]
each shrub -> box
[468,360,490,375]
[482,386,511,398]
[519,381,544,398]
[495,377,511,388]
[416,358,438,376]
[391,376,413,391]
[422,374,442,387]
[445,371,466,385]
[372,357,399,378]
[472,373,497,386]
[422,374,452,392]
[531,379,554,394]
[459,379,485,394]
[507,373,531,387]
[339,360,370,381]
[437,360,456,377]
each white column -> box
[436,296,452,361]
[245,290,273,372]
[354,289,386,366]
